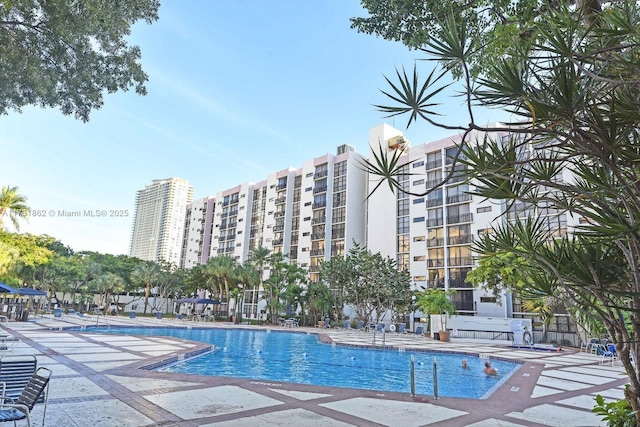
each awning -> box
[0,282,18,294]
[17,288,47,296]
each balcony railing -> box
[309,265,321,272]
[427,259,445,267]
[312,201,327,209]
[275,197,286,205]
[274,211,286,218]
[313,186,327,194]
[448,257,474,266]
[426,198,443,208]
[276,183,287,191]
[447,213,473,224]
[273,225,284,232]
[446,193,471,204]
[272,239,283,246]
[426,179,442,189]
[427,238,444,247]
[312,216,326,224]
[448,235,472,245]
[310,249,325,256]
[426,160,442,170]
[427,218,444,227]
[311,233,325,240]
[314,170,328,179]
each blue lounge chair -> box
[375,323,385,332]
[156,312,163,320]
[177,313,184,321]
[342,321,350,329]
[68,309,75,316]
[129,311,136,319]
[415,326,424,335]
[600,343,618,366]
[356,321,364,331]
[398,324,406,334]
[53,309,62,318]
[323,318,330,328]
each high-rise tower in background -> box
[129,177,194,265]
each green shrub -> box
[592,386,637,427]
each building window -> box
[413,217,425,223]
[397,199,409,216]
[413,236,425,242]
[480,296,497,303]
[397,217,409,234]
[413,275,426,281]
[305,187,312,192]
[413,198,424,204]
[477,206,492,213]
[413,161,424,168]
[413,255,426,261]
[413,179,424,186]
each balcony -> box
[446,193,471,204]
[448,235,472,245]
[274,211,286,218]
[314,170,328,179]
[276,183,287,191]
[272,239,283,246]
[309,265,321,272]
[427,238,444,247]
[426,198,443,208]
[312,201,327,209]
[448,257,474,266]
[427,218,444,228]
[427,259,445,267]
[313,186,327,194]
[273,225,284,232]
[312,216,326,225]
[426,179,442,189]
[219,236,227,241]
[447,213,473,224]
[310,249,325,256]
[275,197,286,205]
[311,233,325,240]
[426,160,442,170]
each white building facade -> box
[129,177,194,265]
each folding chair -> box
[0,367,51,427]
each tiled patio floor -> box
[1,315,627,426]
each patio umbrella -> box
[175,297,199,303]
[0,282,17,294]
[16,288,47,296]
[195,298,220,305]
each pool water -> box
[80,326,520,399]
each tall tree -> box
[131,260,160,314]
[358,1,640,419]
[0,186,28,231]
[0,0,160,121]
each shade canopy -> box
[0,282,18,294]
[17,288,47,296]
[195,298,220,305]
[175,297,198,303]
[175,297,220,305]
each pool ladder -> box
[372,329,386,348]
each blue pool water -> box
[78,327,520,399]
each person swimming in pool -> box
[483,360,498,376]
[461,359,469,369]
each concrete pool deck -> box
[0,315,628,426]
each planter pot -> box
[439,330,450,342]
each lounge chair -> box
[0,366,51,427]
[342,321,350,330]
[398,324,406,334]
[600,344,618,366]
[323,319,330,328]
[129,311,136,319]
[177,314,184,321]
[375,323,385,332]
[156,312,163,320]
[415,326,424,335]
[356,321,364,331]
[67,309,75,316]
[53,309,62,319]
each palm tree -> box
[0,185,29,231]
[204,256,238,317]
[131,260,160,314]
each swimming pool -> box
[78,326,520,399]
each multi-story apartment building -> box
[129,177,194,265]
[366,123,576,319]
[180,196,216,269]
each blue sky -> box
[1,0,504,255]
